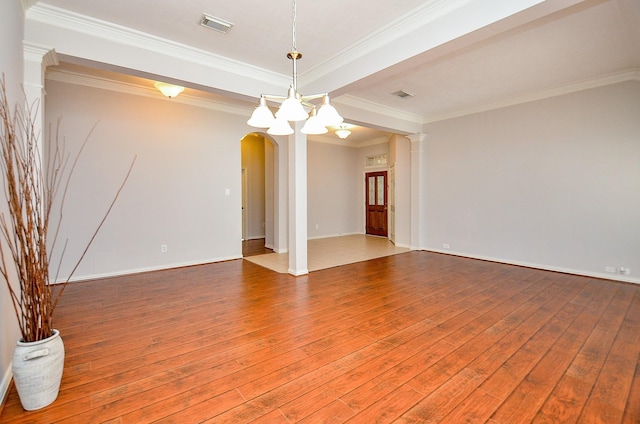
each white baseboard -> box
[308,232,362,240]
[54,255,243,284]
[426,248,640,285]
[54,247,636,286]
[288,267,309,276]
[1,364,12,409]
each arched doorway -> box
[240,132,284,256]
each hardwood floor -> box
[242,239,273,257]
[1,251,639,423]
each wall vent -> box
[200,14,234,33]
[391,90,414,98]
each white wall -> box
[307,141,360,238]
[423,81,640,283]
[0,2,23,103]
[0,0,25,403]
[45,80,246,281]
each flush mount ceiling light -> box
[200,13,233,33]
[154,82,185,98]
[335,124,351,139]
[247,0,343,136]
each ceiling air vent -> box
[200,14,234,33]
[391,90,414,98]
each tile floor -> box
[244,234,410,273]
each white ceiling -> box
[35,0,640,144]
[37,0,429,74]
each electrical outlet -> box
[605,266,616,273]
[161,244,168,253]
[443,244,450,249]
[619,267,631,275]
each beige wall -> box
[45,80,247,280]
[422,81,640,281]
[0,0,26,403]
[307,141,360,238]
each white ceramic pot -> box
[12,329,65,411]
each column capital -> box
[23,41,58,67]
[22,42,57,159]
[21,0,39,12]
[24,42,58,98]
[405,132,427,143]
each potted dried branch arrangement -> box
[0,76,135,410]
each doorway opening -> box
[241,132,281,257]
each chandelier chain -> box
[291,0,297,52]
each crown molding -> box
[424,68,640,124]
[299,0,456,87]
[44,62,640,132]
[26,3,290,90]
[21,0,38,13]
[307,134,390,148]
[46,68,252,117]
[334,94,424,125]
[300,0,547,90]
[355,135,393,148]
[336,68,640,127]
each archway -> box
[240,132,285,256]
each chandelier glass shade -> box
[246,97,275,128]
[268,115,295,136]
[247,0,343,136]
[301,107,327,135]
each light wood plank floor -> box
[1,251,639,423]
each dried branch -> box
[0,75,135,342]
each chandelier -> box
[247,0,343,136]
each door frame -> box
[241,167,248,241]
[365,170,389,237]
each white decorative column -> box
[407,133,427,251]
[23,42,58,151]
[287,122,308,276]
